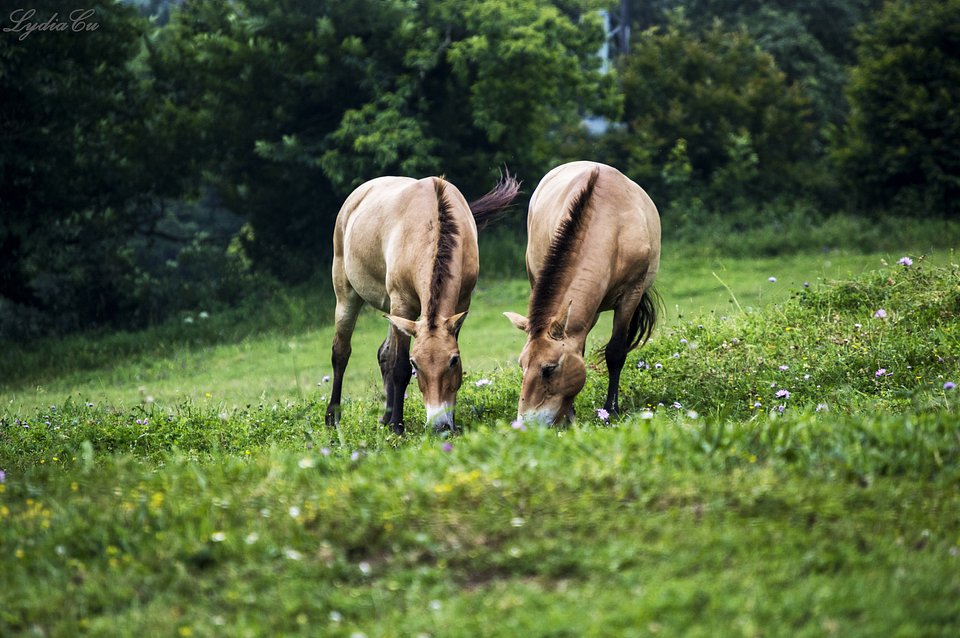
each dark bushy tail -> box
[628,287,661,351]
[468,169,521,229]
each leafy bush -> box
[608,11,815,210]
[834,0,960,216]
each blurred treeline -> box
[1,0,957,338]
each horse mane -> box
[427,178,460,330]
[527,166,601,336]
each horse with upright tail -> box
[325,172,520,434]
[504,161,661,425]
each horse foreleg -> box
[387,325,413,436]
[377,329,395,424]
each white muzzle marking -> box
[426,402,455,429]
[521,409,557,427]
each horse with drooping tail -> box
[505,161,660,425]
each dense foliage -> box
[606,12,815,212]
[835,0,960,216]
[1,0,956,336]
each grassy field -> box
[2,250,951,414]
[2,247,960,636]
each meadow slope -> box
[1,254,959,636]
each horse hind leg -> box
[325,287,363,427]
[603,299,638,417]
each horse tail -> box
[468,168,521,230]
[627,286,661,351]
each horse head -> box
[386,311,468,432]
[504,302,587,426]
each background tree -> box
[834,0,960,216]
[0,2,195,334]
[153,0,616,282]
[601,12,813,212]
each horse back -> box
[336,176,478,314]
[528,161,661,304]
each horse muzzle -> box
[426,402,456,433]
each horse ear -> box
[446,311,468,337]
[503,312,529,332]
[384,314,418,337]
[548,301,573,340]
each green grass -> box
[2,248,960,636]
[3,250,954,414]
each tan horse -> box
[325,173,519,434]
[504,161,660,424]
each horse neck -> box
[420,252,465,326]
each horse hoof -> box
[325,407,340,427]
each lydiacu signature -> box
[2,8,100,41]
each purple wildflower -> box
[654,363,663,369]
[671,401,683,409]
[776,404,786,413]
[775,389,791,399]
[875,368,888,378]
[320,447,331,456]
[442,442,453,453]
[350,451,361,461]
[474,379,492,388]
[779,365,789,371]
[897,256,913,267]
[597,408,610,421]
[945,382,957,391]
[874,308,887,319]
[0,469,5,483]
[511,419,526,431]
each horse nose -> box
[521,410,555,427]
[426,403,456,433]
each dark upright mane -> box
[527,167,601,336]
[427,178,460,329]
